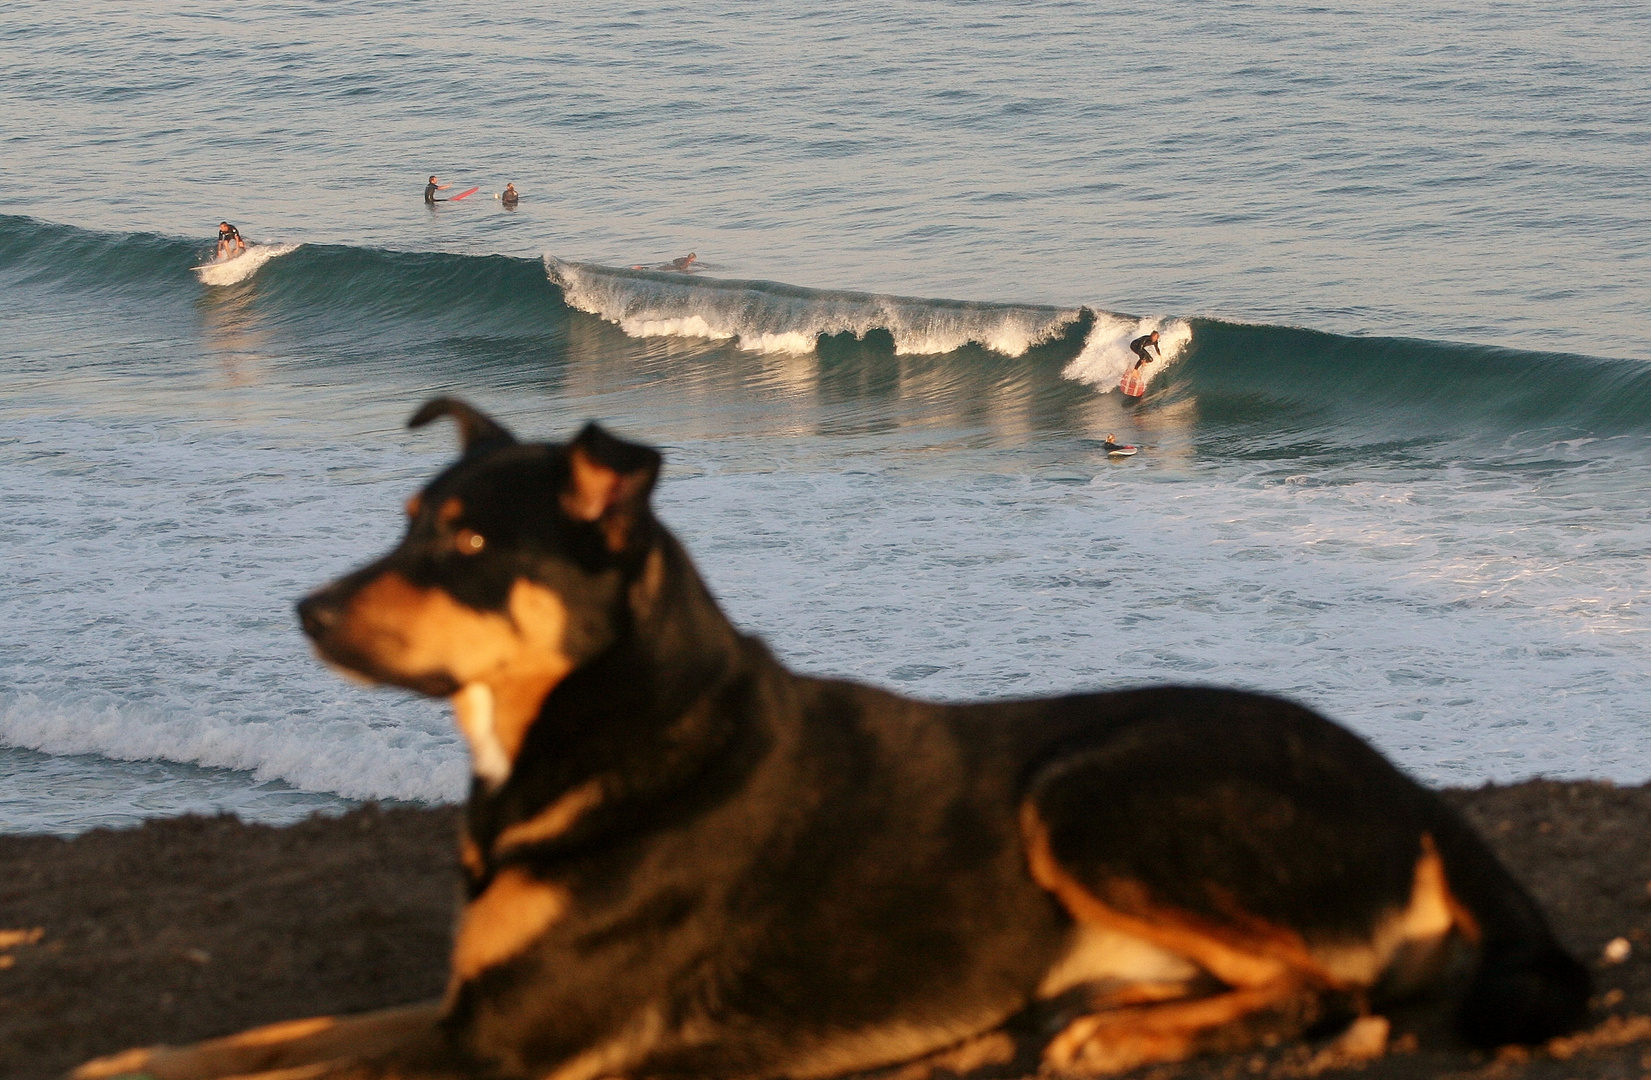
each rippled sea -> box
[3,1,1648,833]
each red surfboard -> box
[1119,368,1146,398]
[450,186,481,201]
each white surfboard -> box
[1107,446,1138,457]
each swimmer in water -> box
[215,222,246,261]
[1130,331,1162,369]
[630,252,700,272]
[424,175,451,204]
[501,183,518,209]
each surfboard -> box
[1107,446,1139,457]
[1119,368,1146,397]
[450,186,481,201]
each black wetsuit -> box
[1130,334,1161,367]
[425,182,440,204]
[218,225,241,245]
[501,188,518,208]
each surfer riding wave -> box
[215,222,246,262]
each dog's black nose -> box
[296,592,339,640]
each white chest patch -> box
[450,683,512,788]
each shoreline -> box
[3,780,1649,1080]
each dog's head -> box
[296,398,662,781]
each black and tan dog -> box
[78,399,1589,1080]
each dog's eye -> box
[455,529,486,554]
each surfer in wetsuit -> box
[501,183,519,209]
[1130,330,1161,369]
[215,222,246,261]
[425,175,450,204]
[668,252,697,271]
[1103,434,1126,453]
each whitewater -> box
[2,0,1649,834]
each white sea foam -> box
[1060,314,1194,393]
[194,243,299,286]
[547,257,1080,357]
[546,257,1192,392]
[0,691,468,806]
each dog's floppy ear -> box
[561,423,661,552]
[408,397,518,454]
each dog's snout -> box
[297,590,342,641]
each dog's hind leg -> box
[70,1001,462,1080]
[1020,805,1349,1074]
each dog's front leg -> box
[70,1000,462,1080]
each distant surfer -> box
[1130,330,1161,369]
[629,252,700,272]
[1103,434,1126,453]
[215,222,246,261]
[424,175,450,204]
[501,183,519,209]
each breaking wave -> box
[546,256,1190,394]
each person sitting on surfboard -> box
[424,175,450,204]
[215,222,246,261]
[1130,330,1161,369]
[500,183,519,209]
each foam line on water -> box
[0,690,468,805]
[547,256,1084,357]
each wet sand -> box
[3,780,1649,1080]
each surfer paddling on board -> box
[215,222,246,261]
[424,175,451,204]
[1130,330,1162,369]
[1102,433,1138,456]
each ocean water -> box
[2,2,1649,835]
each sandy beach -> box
[3,780,1649,1080]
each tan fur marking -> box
[562,447,617,521]
[437,496,465,526]
[494,780,605,856]
[450,867,569,988]
[628,545,667,619]
[73,1003,443,1080]
[460,832,486,880]
[488,580,575,763]
[1021,803,1308,990]
[70,1047,151,1079]
[1044,984,1300,1073]
[539,1006,667,1080]
[338,573,573,771]
[1038,922,1202,999]
[1314,834,1475,992]
[224,1016,336,1047]
[404,493,423,518]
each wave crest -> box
[552,257,1052,353]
